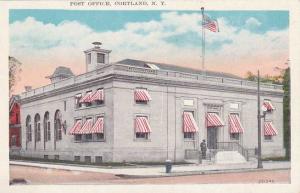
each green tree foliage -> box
[245,69,290,160]
[282,68,290,160]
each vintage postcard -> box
[1,0,300,193]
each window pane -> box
[87,53,91,64]
[97,53,105,63]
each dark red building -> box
[9,95,21,148]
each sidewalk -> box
[10,160,291,178]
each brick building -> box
[19,42,285,163]
[9,95,21,149]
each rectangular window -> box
[230,133,240,140]
[87,53,91,64]
[75,134,82,141]
[85,134,93,141]
[11,135,17,146]
[95,133,104,140]
[85,91,93,107]
[135,116,151,140]
[95,156,103,163]
[264,135,272,141]
[84,156,91,163]
[57,127,62,141]
[94,88,104,105]
[29,125,32,141]
[47,122,51,141]
[27,125,32,142]
[97,53,105,63]
[16,113,19,124]
[74,156,81,162]
[184,132,195,139]
[37,123,41,141]
[134,88,151,104]
[44,155,48,159]
[136,132,149,139]
[75,94,82,108]
[64,101,67,111]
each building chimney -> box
[25,86,32,92]
[84,42,112,72]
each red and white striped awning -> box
[69,120,82,135]
[263,101,275,111]
[135,117,152,133]
[79,92,92,103]
[206,113,224,128]
[134,89,152,101]
[183,112,199,133]
[77,119,93,134]
[90,117,104,134]
[228,114,244,133]
[264,122,278,136]
[90,89,104,102]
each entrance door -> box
[207,128,218,149]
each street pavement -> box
[9,165,290,184]
[9,160,291,178]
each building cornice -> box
[20,70,283,105]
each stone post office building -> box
[19,43,285,163]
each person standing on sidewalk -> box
[200,140,207,159]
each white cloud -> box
[10,12,288,93]
[245,17,262,29]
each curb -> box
[115,167,291,179]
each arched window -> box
[54,110,62,141]
[44,112,50,141]
[34,114,41,142]
[26,115,32,142]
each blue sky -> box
[9,10,289,94]
[10,10,288,33]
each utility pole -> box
[257,70,263,168]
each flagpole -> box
[201,7,205,74]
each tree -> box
[282,67,290,160]
[9,56,22,95]
[245,69,290,160]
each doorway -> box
[207,127,218,149]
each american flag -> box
[203,14,219,32]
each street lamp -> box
[257,70,267,169]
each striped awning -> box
[77,119,93,134]
[79,92,92,103]
[183,112,199,133]
[264,122,278,136]
[228,114,244,133]
[134,89,152,101]
[90,89,104,102]
[135,117,151,133]
[90,117,104,134]
[69,120,82,135]
[263,101,275,111]
[206,113,224,128]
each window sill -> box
[263,139,274,142]
[184,139,196,142]
[133,138,151,142]
[74,140,105,143]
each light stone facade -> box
[19,45,285,163]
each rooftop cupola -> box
[84,42,111,72]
